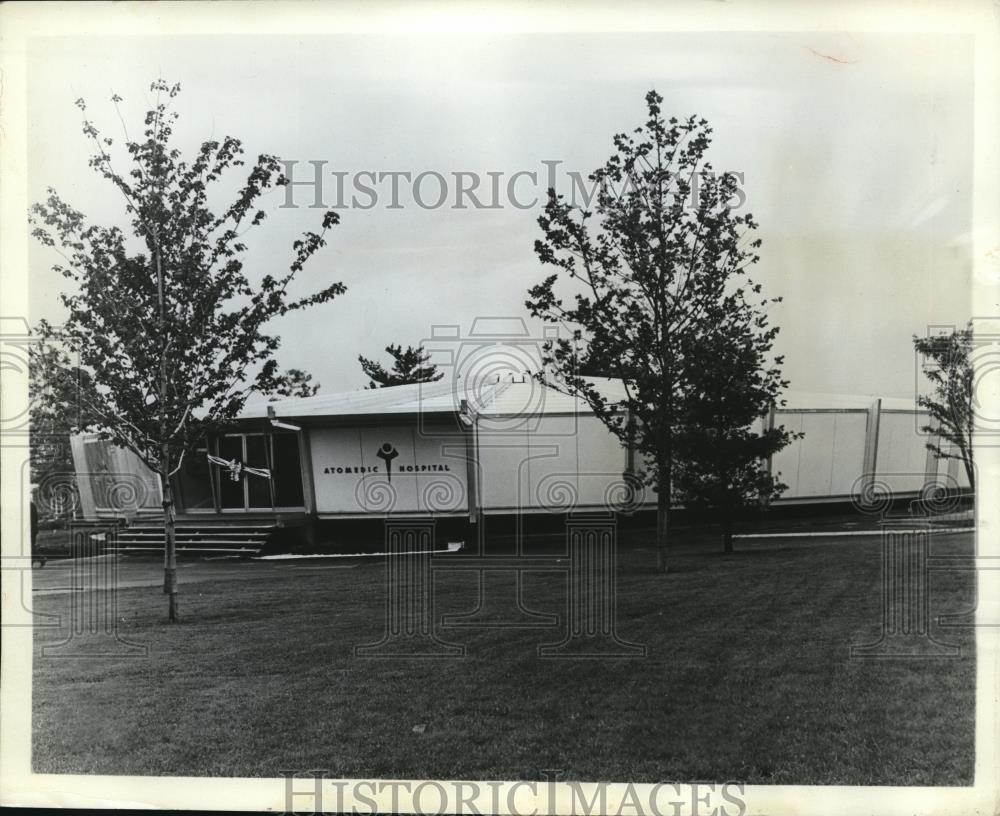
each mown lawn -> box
[32,532,976,784]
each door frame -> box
[178,431,307,514]
[218,432,275,512]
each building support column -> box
[463,416,480,524]
[861,398,882,493]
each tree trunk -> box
[722,514,733,554]
[656,469,670,574]
[153,230,177,622]
[161,454,179,622]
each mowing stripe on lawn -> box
[281,563,360,569]
[256,542,465,560]
[734,527,973,539]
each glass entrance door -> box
[176,445,214,510]
[172,431,306,513]
[271,432,305,508]
[217,434,272,510]
[244,434,273,509]
[217,435,246,510]
[215,432,305,512]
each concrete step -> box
[106,546,260,556]
[116,529,273,538]
[127,524,275,529]
[114,534,267,546]
[112,517,278,556]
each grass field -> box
[31,531,976,784]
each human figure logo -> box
[376,443,399,482]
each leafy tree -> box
[913,324,974,491]
[359,344,443,389]
[269,367,321,399]
[526,89,786,572]
[672,317,796,553]
[30,79,346,621]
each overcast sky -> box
[27,31,973,399]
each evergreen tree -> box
[270,368,321,399]
[359,344,443,388]
[673,315,797,553]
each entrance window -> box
[212,431,306,512]
[244,434,272,508]
[172,432,307,513]
[177,446,214,510]
[272,432,305,508]
[217,435,246,510]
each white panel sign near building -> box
[309,425,467,516]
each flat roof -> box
[240,376,919,421]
